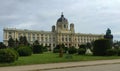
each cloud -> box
[0,0,120,41]
[13,22,37,29]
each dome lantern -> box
[57,12,68,23]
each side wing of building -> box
[3,28,57,49]
[55,33,103,48]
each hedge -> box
[32,45,44,54]
[78,48,86,55]
[68,46,77,54]
[17,46,32,56]
[0,48,19,63]
[93,39,112,56]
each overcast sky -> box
[0,0,120,42]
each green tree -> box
[19,36,29,46]
[59,44,64,57]
[53,44,67,53]
[15,39,19,47]
[78,48,86,55]
[68,46,77,54]
[0,48,19,63]
[93,39,111,56]
[8,37,15,47]
[32,45,44,54]
[79,44,86,49]
[113,41,120,49]
[17,46,32,56]
[86,43,92,49]
[33,40,39,45]
[0,42,6,49]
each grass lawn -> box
[1,52,120,67]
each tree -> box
[33,40,39,45]
[23,36,28,45]
[15,39,19,47]
[68,46,77,54]
[17,46,32,56]
[53,44,67,53]
[0,48,19,63]
[93,39,111,56]
[19,36,29,46]
[0,42,6,49]
[53,44,65,57]
[59,44,64,57]
[32,45,44,54]
[78,48,86,55]
[79,44,86,49]
[113,41,120,49]
[8,37,15,47]
[86,43,92,49]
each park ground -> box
[1,52,120,67]
[1,59,120,71]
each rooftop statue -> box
[106,28,111,35]
[104,28,113,39]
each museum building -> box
[3,13,103,49]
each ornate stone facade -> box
[3,13,103,49]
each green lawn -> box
[1,52,120,67]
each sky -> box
[0,0,120,42]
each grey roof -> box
[57,13,68,22]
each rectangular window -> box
[64,25,66,28]
[33,34,35,37]
[66,38,67,41]
[33,37,35,41]
[45,37,47,41]
[37,37,39,41]
[53,37,55,41]
[62,37,64,41]
[28,37,31,41]
[41,37,43,41]
[41,34,43,36]
[69,38,71,41]
[49,37,51,41]
[37,34,39,37]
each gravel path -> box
[1,59,120,71]
[44,63,120,71]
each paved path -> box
[44,63,120,71]
[1,59,120,71]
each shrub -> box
[106,49,118,56]
[63,47,68,53]
[17,46,32,56]
[32,45,43,54]
[10,48,19,60]
[78,48,86,55]
[68,46,77,54]
[53,48,60,53]
[0,42,6,49]
[53,44,68,53]
[53,46,59,53]
[0,48,19,63]
[93,39,111,56]
[117,49,120,56]
[79,44,86,49]
[43,46,48,52]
